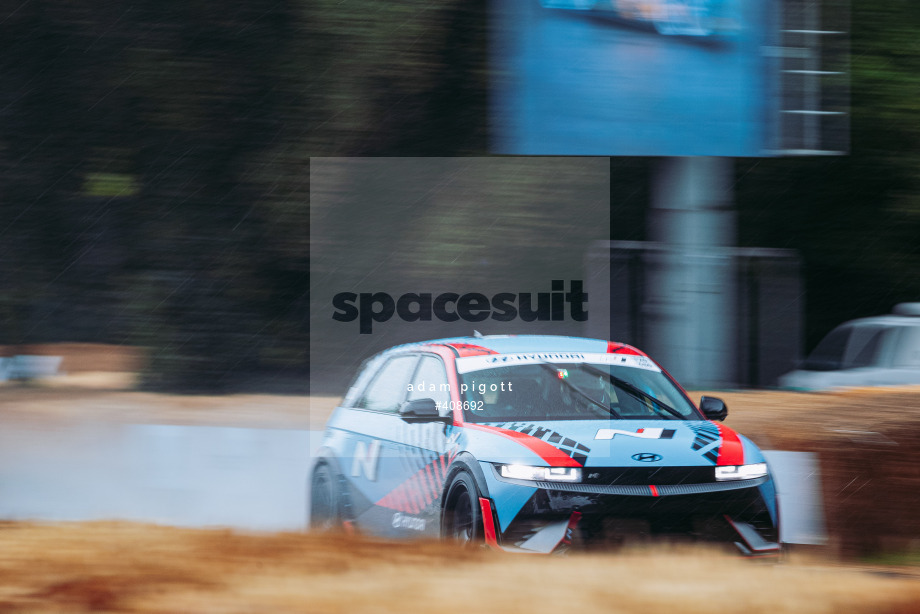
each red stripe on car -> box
[415,463,432,496]
[376,457,446,512]
[607,341,645,356]
[479,497,502,551]
[560,511,583,547]
[436,455,447,481]
[462,423,582,467]
[424,464,438,498]
[408,476,426,512]
[444,343,498,357]
[715,423,745,466]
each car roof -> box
[833,303,920,328]
[382,335,647,357]
[836,314,920,328]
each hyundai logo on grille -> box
[632,453,662,462]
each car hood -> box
[461,419,760,468]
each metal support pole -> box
[644,157,737,388]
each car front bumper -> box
[481,463,780,555]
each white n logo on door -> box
[351,440,382,481]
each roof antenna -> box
[473,330,483,338]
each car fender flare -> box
[309,447,358,525]
[440,452,496,539]
[308,447,348,505]
[443,451,491,501]
[310,447,345,478]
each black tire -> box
[309,463,340,531]
[442,472,484,545]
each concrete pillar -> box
[644,157,737,388]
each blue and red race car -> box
[310,335,780,555]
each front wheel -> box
[309,463,340,531]
[441,472,484,545]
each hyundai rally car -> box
[310,335,780,555]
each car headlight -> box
[498,464,582,482]
[715,463,768,481]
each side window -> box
[892,326,920,368]
[356,355,418,412]
[407,356,452,405]
[341,355,385,407]
[804,325,851,371]
[846,325,889,369]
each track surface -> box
[3,383,920,553]
[0,422,321,531]
[0,391,823,544]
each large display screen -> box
[491,0,782,156]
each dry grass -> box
[690,387,920,451]
[0,522,919,614]
[0,343,145,374]
[36,372,141,390]
[692,388,920,556]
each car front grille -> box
[581,466,719,485]
[532,475,767,496]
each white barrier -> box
[763,450,828,545]
[0,355,63,381]
[0,421,827,543]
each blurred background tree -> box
[0,0,484,390]
[0,0,916,389]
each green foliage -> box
[736,0,920,349]
[0,0,484,390]
[83,173,139,197]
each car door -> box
[336,353,420,534]
[384,353,455,537]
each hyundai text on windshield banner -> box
[455,352,661,374]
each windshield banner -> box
[456,352,661,374]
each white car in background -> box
[779,303,920,390]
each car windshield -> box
[458,362,699,423]
[803,323,892,371]
[803,325,852,371]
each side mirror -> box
[700,396,728,421]
[399,398,445,422]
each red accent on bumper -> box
[715,423,745,466]
[479,497,502,551]
[560,511,583,547]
